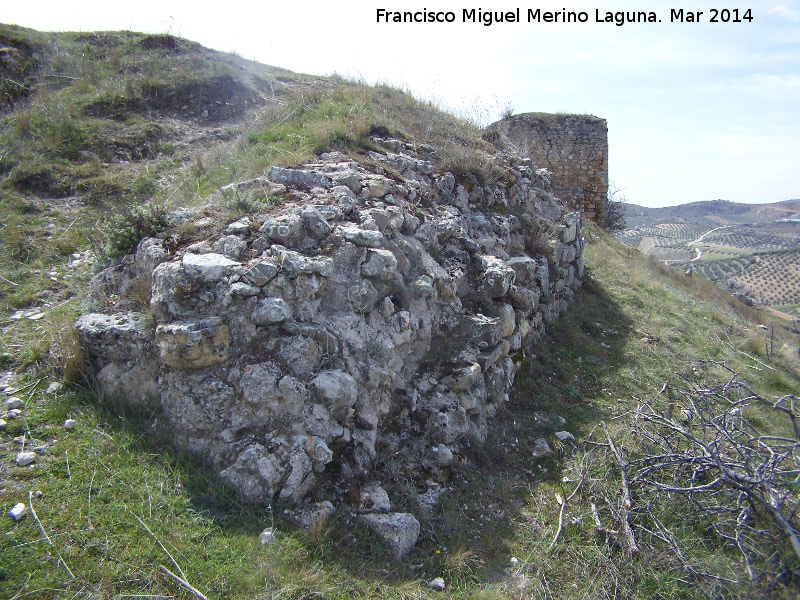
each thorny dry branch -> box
[624,361,800,585]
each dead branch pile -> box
[627,362,800,585]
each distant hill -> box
[625,199,800,229]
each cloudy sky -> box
[4,1,799,207]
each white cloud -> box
[767,4,800,21]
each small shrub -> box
[103,201,170,257]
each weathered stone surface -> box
[252,298,292,325]
[97,362,159,404]
[75,312,152,364]
[245,260,279,286]
[480,256,516,298]
[442,363,481,392]
[361,249,398,281]
[268,166,331,188]
[213,235,247,260]
[260,214,304,244]
[182,253,239,282]
[361,512,420,559]
[156,318,230,369]
[301,205,332,240]
[274,247,333,277]
[311,370,358,410]
[359,483,392,513]
[462,314,502,349]
[340,225,384,247]
[76,142,586,513]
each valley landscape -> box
[616,199,800,316]
[1,24,800,600]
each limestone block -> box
[462,314,502,349]
[252,297,292,325]
[301,205,332,240]
[260,214,304,244]
[275,248,333,278]
[361,249,399,281]
[505,256,537,286]
[268,166,331,188]
[363,175,395,198]
[497,303,516,338]
[182,253,239,282]
[311,370,358,410]
[442,363,481,392]
[340,225,384,248]
[347,279,379,312]
[135,237,170,276]
[225,216,252,235]
[156,318,230,369]
[76,311,153,365]
[213,235,247,260]
[97,362,159,405]
[332,169,363,194]
[279,449,315,503]
[479,255,515,298]
[360,512,420,559]
[359,483,392,513]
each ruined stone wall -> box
[485,113,608,223]
[74,136,589,555]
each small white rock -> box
[258,528,276,545]
[428,577,446,591]
[15,451,37,467]
[8,503,26,521]
[510,557,520,566]
[0,418,6,430]
[6,409,21,419]
[5,397,23,410]
[64,419,77,430]
[46,382,63,394]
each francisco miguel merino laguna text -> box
[376,8,754,26]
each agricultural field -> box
[617,204,800,308]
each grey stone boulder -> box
[461,314,502,349]
[213,235,247,260]
[360,512,420,559]
[359,483,392,513]
[260,214,304,244]
[506,256,538,286]
[252,298,292,325]
[532,438,553,459]
[479,255,515,298]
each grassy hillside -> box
[3,26,800,600]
